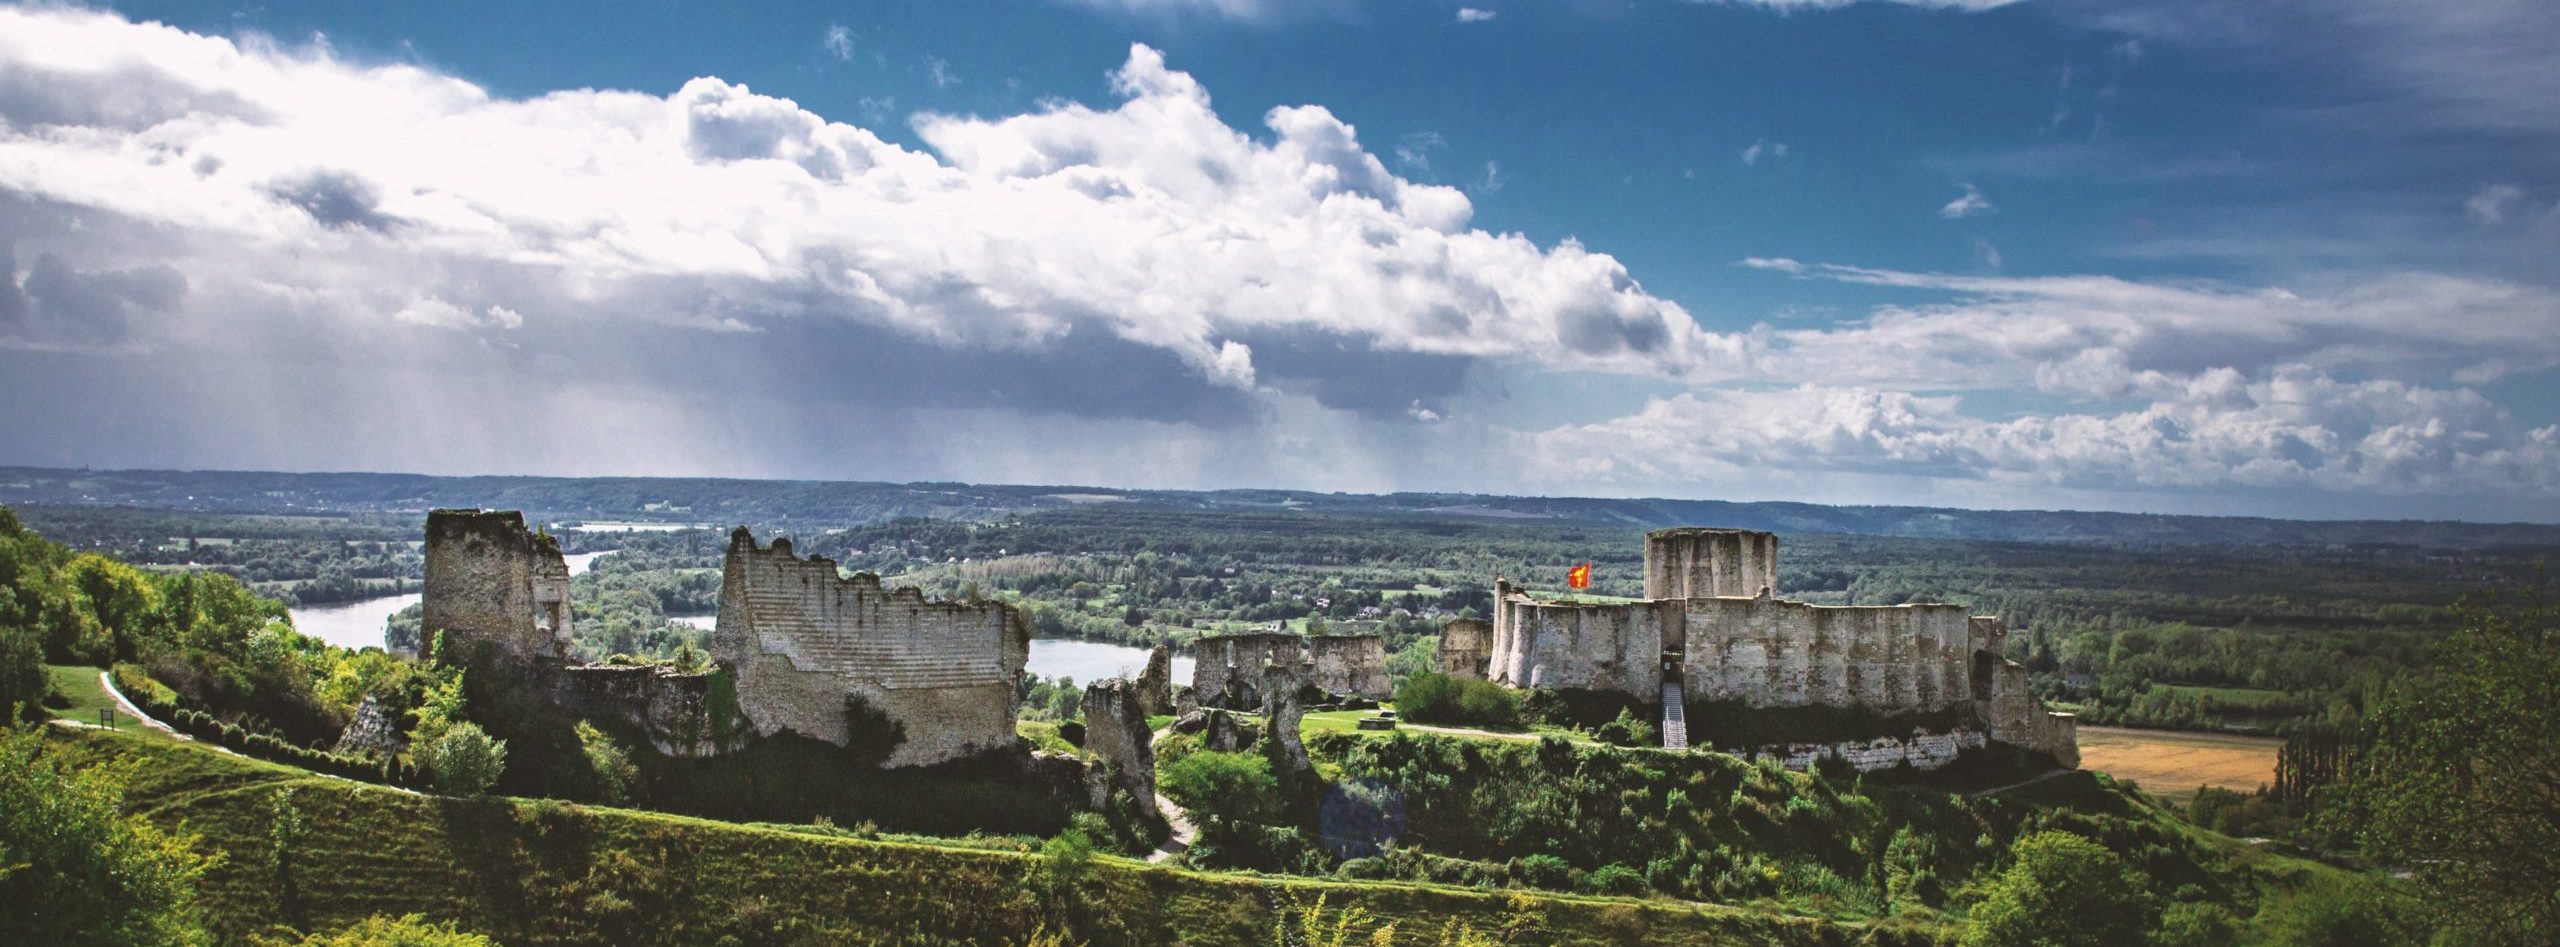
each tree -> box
[0,728,212,946]
[0,623,45,723]
[1158,749,1277,825]
[418,721,508,796]
[575,721,638,804]
[1961,831,2158,947]
[2332,597,2559,942]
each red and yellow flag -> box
[1566,562,1592,590]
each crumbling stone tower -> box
[423,509,573,664]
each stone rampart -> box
[1487,583,1672,697]
[1740,728,1989,773]
[1677,598,1973,712]
[711,528,1028,767]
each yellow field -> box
[2077,725,2282,796]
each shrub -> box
[417,721,508,796]
[1396,672,1522,728]
[575,721,638,804]
[1512,853,1571,889]
[1158,749,1277,825]
[1962,831,2158,947]
[1586,863,1647,896]
[1593,707,1655,747]
[0,728,212,946]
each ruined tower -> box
[422,509,573,664]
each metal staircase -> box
[1660,679,1688,750]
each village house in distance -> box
[1441,527,2079,771]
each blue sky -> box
[2,0,2555,520]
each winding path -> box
[1144,726,1198,864]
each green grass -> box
[43,664,173,742]
[46,726,1951,946]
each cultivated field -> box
[2077,725,2283,796]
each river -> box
[288,550,615,651]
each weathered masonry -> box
[1471,527,2077,769]
[711,528,1029,767]
[424,509,576,664]
[1190,631,1390,710]
[424,509,720,756]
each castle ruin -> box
[423,509,722,756]
[710,528,1030,768]
[422,511,1031,768]
[1463,527,2077,770]
[1190,631,1390,710]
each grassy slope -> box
[45,728,1950,946]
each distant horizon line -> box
[7,462,2558,530]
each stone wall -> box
[556,664,722,757]
[1740,728,1989,773]
[1487,581,1673,697]
[423,509,571,664]
[1135,642,1174,717]
[1436,618,1492,679]
[1981,655,2080,767]
[711,528,1028,767]
[1307,635,1390,700]
[1644,528,1779,601]
[1676,598,1974,712]
[1191,631,1390,709]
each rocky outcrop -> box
[1135,642,1174,717]
[1080,678,1157,820]
[332,694,407,756]
[1262,669,1311,777]
[1171,708,1251,752]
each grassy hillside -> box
[43,727,1951,946]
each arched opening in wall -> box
[1971,651,1995,702]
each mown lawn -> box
[43,663,173,742]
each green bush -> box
[1157,750,1276,825]
[1593,707,1655,747]
[576,721,639,804]
[0,728,211,946]
[1962,831,2158,947]
[417,721,508,796]
[1395,672,1522,728]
